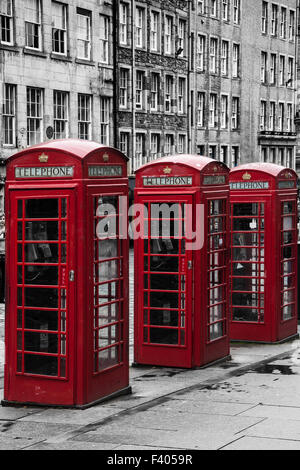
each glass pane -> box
[24,309,58,331]
[24,332,58,353]
[150,291,178,308]
[98,346,118,371]
[144,256,179,272]
[149,309,179,326]
[233,203,258,216]
[24,243,59,263]
[24,287,58,308]
[233,218,259,231]
[233,308,259,322]
[24,355,58,376]
[149,328,178,344]
[25,199,59,219]
[150,273,179,290]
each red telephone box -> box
[2,139,131,408]
[229,163,298,343]
[133,155,230,368]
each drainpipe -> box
[112,0,118,148]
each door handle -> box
[69,270,75,282]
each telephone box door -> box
[135,195,194,368]
[5,189,76,406]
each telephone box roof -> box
[7,139,129,162]
[135,154,228,174]
[230,162,297,179]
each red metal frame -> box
[229,163,298,343]
[3,139,130,408]
[134,155,230,368]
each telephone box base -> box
[1,386,132,410]
[230,333,299,345]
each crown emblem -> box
[213,166,218,172]
[103,153,109,162]
[285,171,293,179]
[38,153,48,163]
[242,172,252,181]
[163,166,172,175]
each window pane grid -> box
[16,197,69,379]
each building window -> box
[135,70,146,111]
[78,94,92,140]
[135,5,145,49]
[271,4,278,35]
[261,51,267,83]
[150,133,160,160]
[232,43,240,77]
[178,135,186,154]
[260,100,267,130]
[209,37,218,73]
[221,40,229,75]
[279,55,285,86]
[165,16,173,55]
[278,147,285,165]
[262,1,268,34]
[150,10,159,52]
[3,84,16,146]
[52,1,67,55]
[287,57,294,87]
[135,133,145,171]
[209,93,217,128]
[210,0,217,18]
[119,68,130,109]
[197,92,205,127]
[280,7,287,39]
[150,73,160,111]
[0,0,13,45]
[119,131,130,157]
[287,148,293,168]
[99,15,110,64]
[270,147,276,163]
[209,145,217,159]
[232,97,239,130]
[197,35,205,71]
[25,0,42,50]
[222,0,229,21]
[53,90,69,139]
[233,0,240,24]
[261,147,268,162]
[27,87,43,146]
[289,10,295,41]
[119,2,129,45]
[221,95,228,129]
[220,146,228,165]
[178,77,186,114]
[165,134,174,155]
[165,75,174,113]
[198,0,205,15]
[269,101,276,131]
[231,146,240,166]
[177,19,186,57]
[100,97,110,145]
[77,9,91,60]
[287,103,293,132]
[270,53,276,84]
[278,102,284,131]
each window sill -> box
[0,43,20,53]
[75,58,95,66]
[23,48,47,58]
[50,53,72,62]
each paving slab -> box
[222,435,300,450]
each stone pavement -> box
[1,254,300,450]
